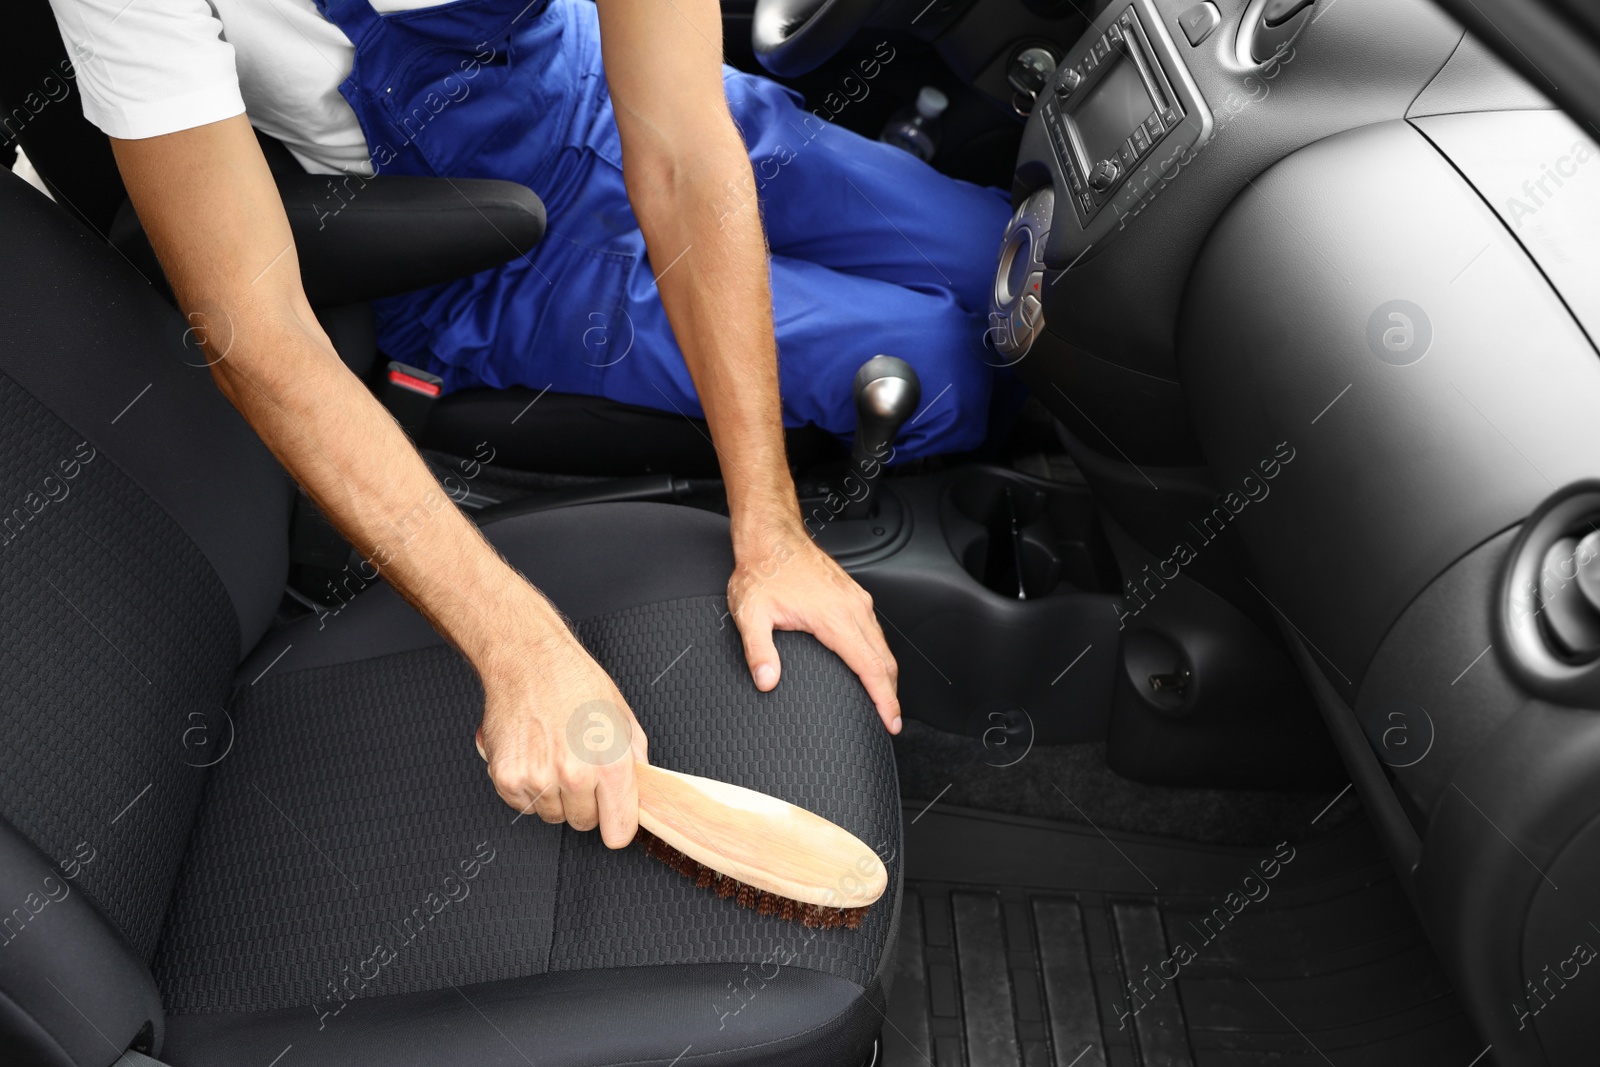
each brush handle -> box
[473,730,887,908]
[636,763,888,909]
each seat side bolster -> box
[0,816,163,1066]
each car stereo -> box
[1039,5,1190,225]
[1011,0,1212,270]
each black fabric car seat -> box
[0,167,901,1066]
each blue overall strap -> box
[310,0,383,45]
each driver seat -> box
[0,159,899,1066]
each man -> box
[45,0,1007,845]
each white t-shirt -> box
[48,0,446,175]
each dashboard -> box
[979,0,1600,1062]
[994,0,1501,462]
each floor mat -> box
[884,804,1485,1067]
[893,720,1360,848]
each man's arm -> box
[111,116,646,843]
[595,0,902,732]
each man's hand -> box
[476,600,648,848]
[729,522,901,734]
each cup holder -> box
[940,467,1117,599]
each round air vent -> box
[1498,481,1600,705]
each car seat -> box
[0,163,900,1065]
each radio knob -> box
[1054,68,1081,97]
[1088,158,1121,191]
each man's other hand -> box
[728,522,902,734]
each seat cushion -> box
[154,503,902,1066]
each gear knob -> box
[844,356,921,519]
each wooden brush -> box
[476,733,887,928]
[634,762,887,929]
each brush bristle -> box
[636,828,869,930]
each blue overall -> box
[316,0,1013,460]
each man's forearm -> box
[626,128,803,553]
[110,116,658,834]
[206,307,570,667]
[110,121,575,675]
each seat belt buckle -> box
[377,361,442,432]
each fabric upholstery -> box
[0,148,899,1065]
[0,169,293,658]
[0,373,239,961]
[153,647,558,1015]
[154,504,900,1064]
[160,964,881,1066]
[550,598,900,987]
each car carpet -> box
[892,719,1360,849]
[887,803,1481,1067]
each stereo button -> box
[1021,293,1042,325]
[1010,303,1037,349]
[1088,159,1121,191]
[1177,2,1220,46]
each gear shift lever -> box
[842,356,921,519]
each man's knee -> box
[895,333,996,459]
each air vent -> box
[1498,481,1600,705]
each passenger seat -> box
[0,168,900,1067]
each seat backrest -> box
[0,0,129,238]
[0,170,293,1064]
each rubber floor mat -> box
[885,804,1487,1066]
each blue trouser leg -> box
[372,7,1013,461]
[722,68,1010,319]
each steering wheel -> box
[751,0,886,78]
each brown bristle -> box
[634,828,870,930]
